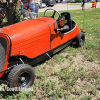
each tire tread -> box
[8,64,35,87]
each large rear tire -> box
[8,64,35,89]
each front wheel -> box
[46,4,49,7]
[76,32,85,47]
[8,64,35,89]
[51,5,54,7]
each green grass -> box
[0,8,100,100]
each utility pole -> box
[41,0,42,8]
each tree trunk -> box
[7,3,14,25]
[0,0,18,25]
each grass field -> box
[0,8,100,100]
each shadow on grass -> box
[0,40,78,99]
[70,42,78,48]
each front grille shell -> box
[0,37,7,71]
[0,33,11,78]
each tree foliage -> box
[0,0,19,25]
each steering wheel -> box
[44,9,61,20]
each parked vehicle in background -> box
[38,0,46,8]
[45,0,56,7]
[39,3,46,8]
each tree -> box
[0,0,18,25]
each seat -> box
[61,12,72,31]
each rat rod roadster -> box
[0,9,85,89]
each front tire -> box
[51,5,54,7]
[76,32,85,47]
[46,4,49,7]
[8,64,35,89]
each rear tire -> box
[8,64,35,90]
[76,32,85,47]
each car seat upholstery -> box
[61,12,72,31]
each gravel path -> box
[39,2,100,12]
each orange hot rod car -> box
[0,9,85,89]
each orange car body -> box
[0,16,81,78]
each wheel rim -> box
[80,38,84,46]
[80,34,85,46]
[80,37,84,46]
[17,72,31,87]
